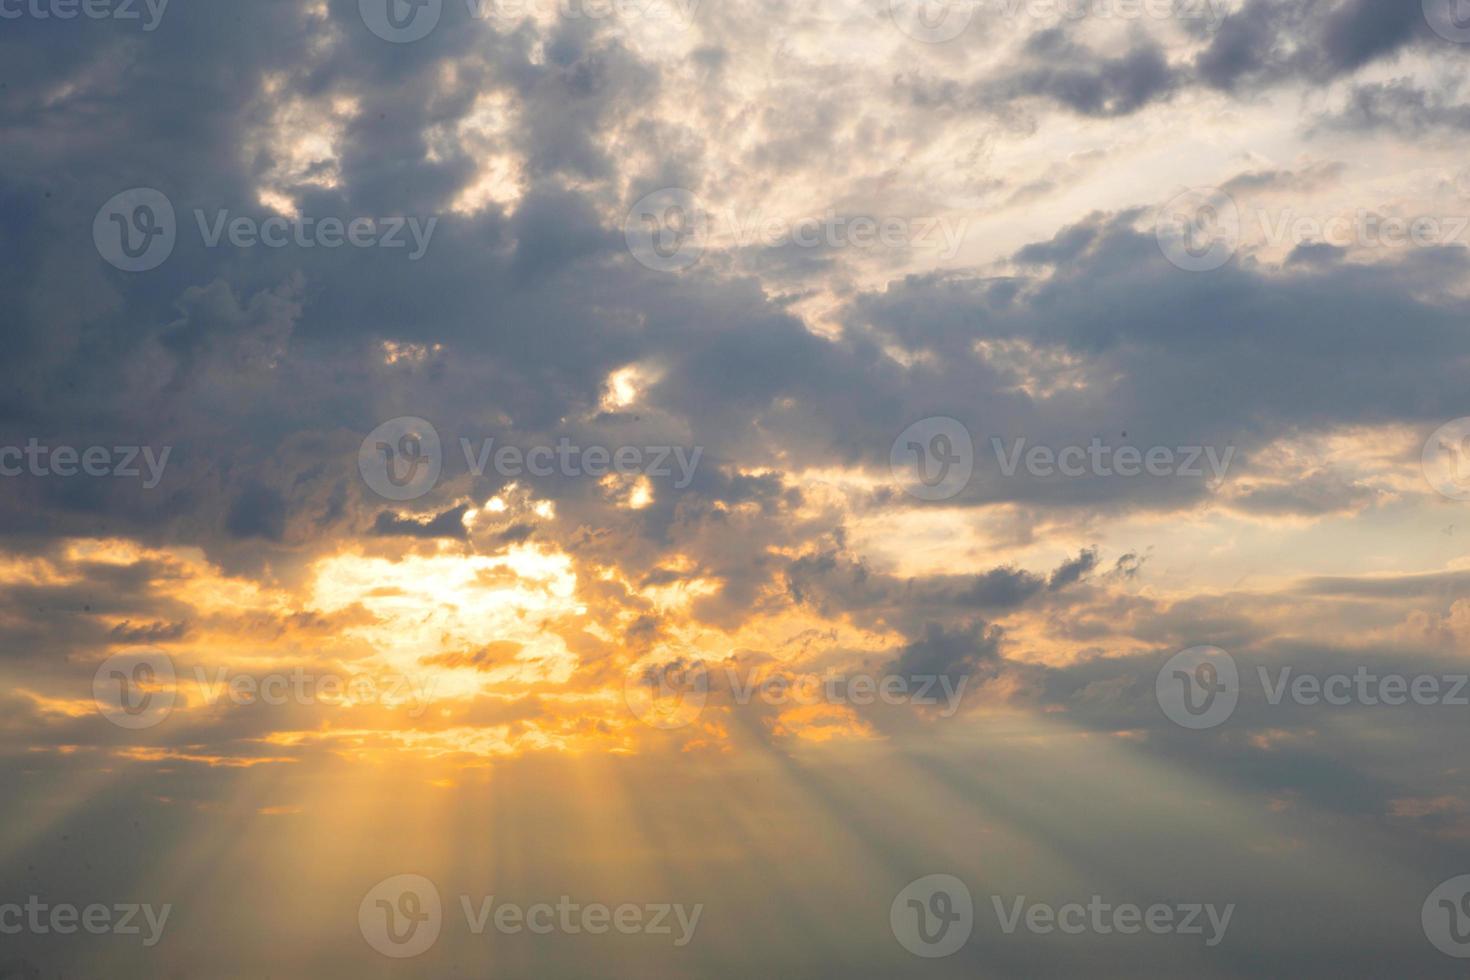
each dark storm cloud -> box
[1319,79,1470,134]
[899,32,1178,119]
[371,504,471,538]
[1197,0,1434,91]
[999,30,1178,117]
[784,549,1101,636]
[900,0,1449,123]
[888,620,1003,681]
[1294,569,1470,599]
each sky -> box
[3,0,1470,975]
